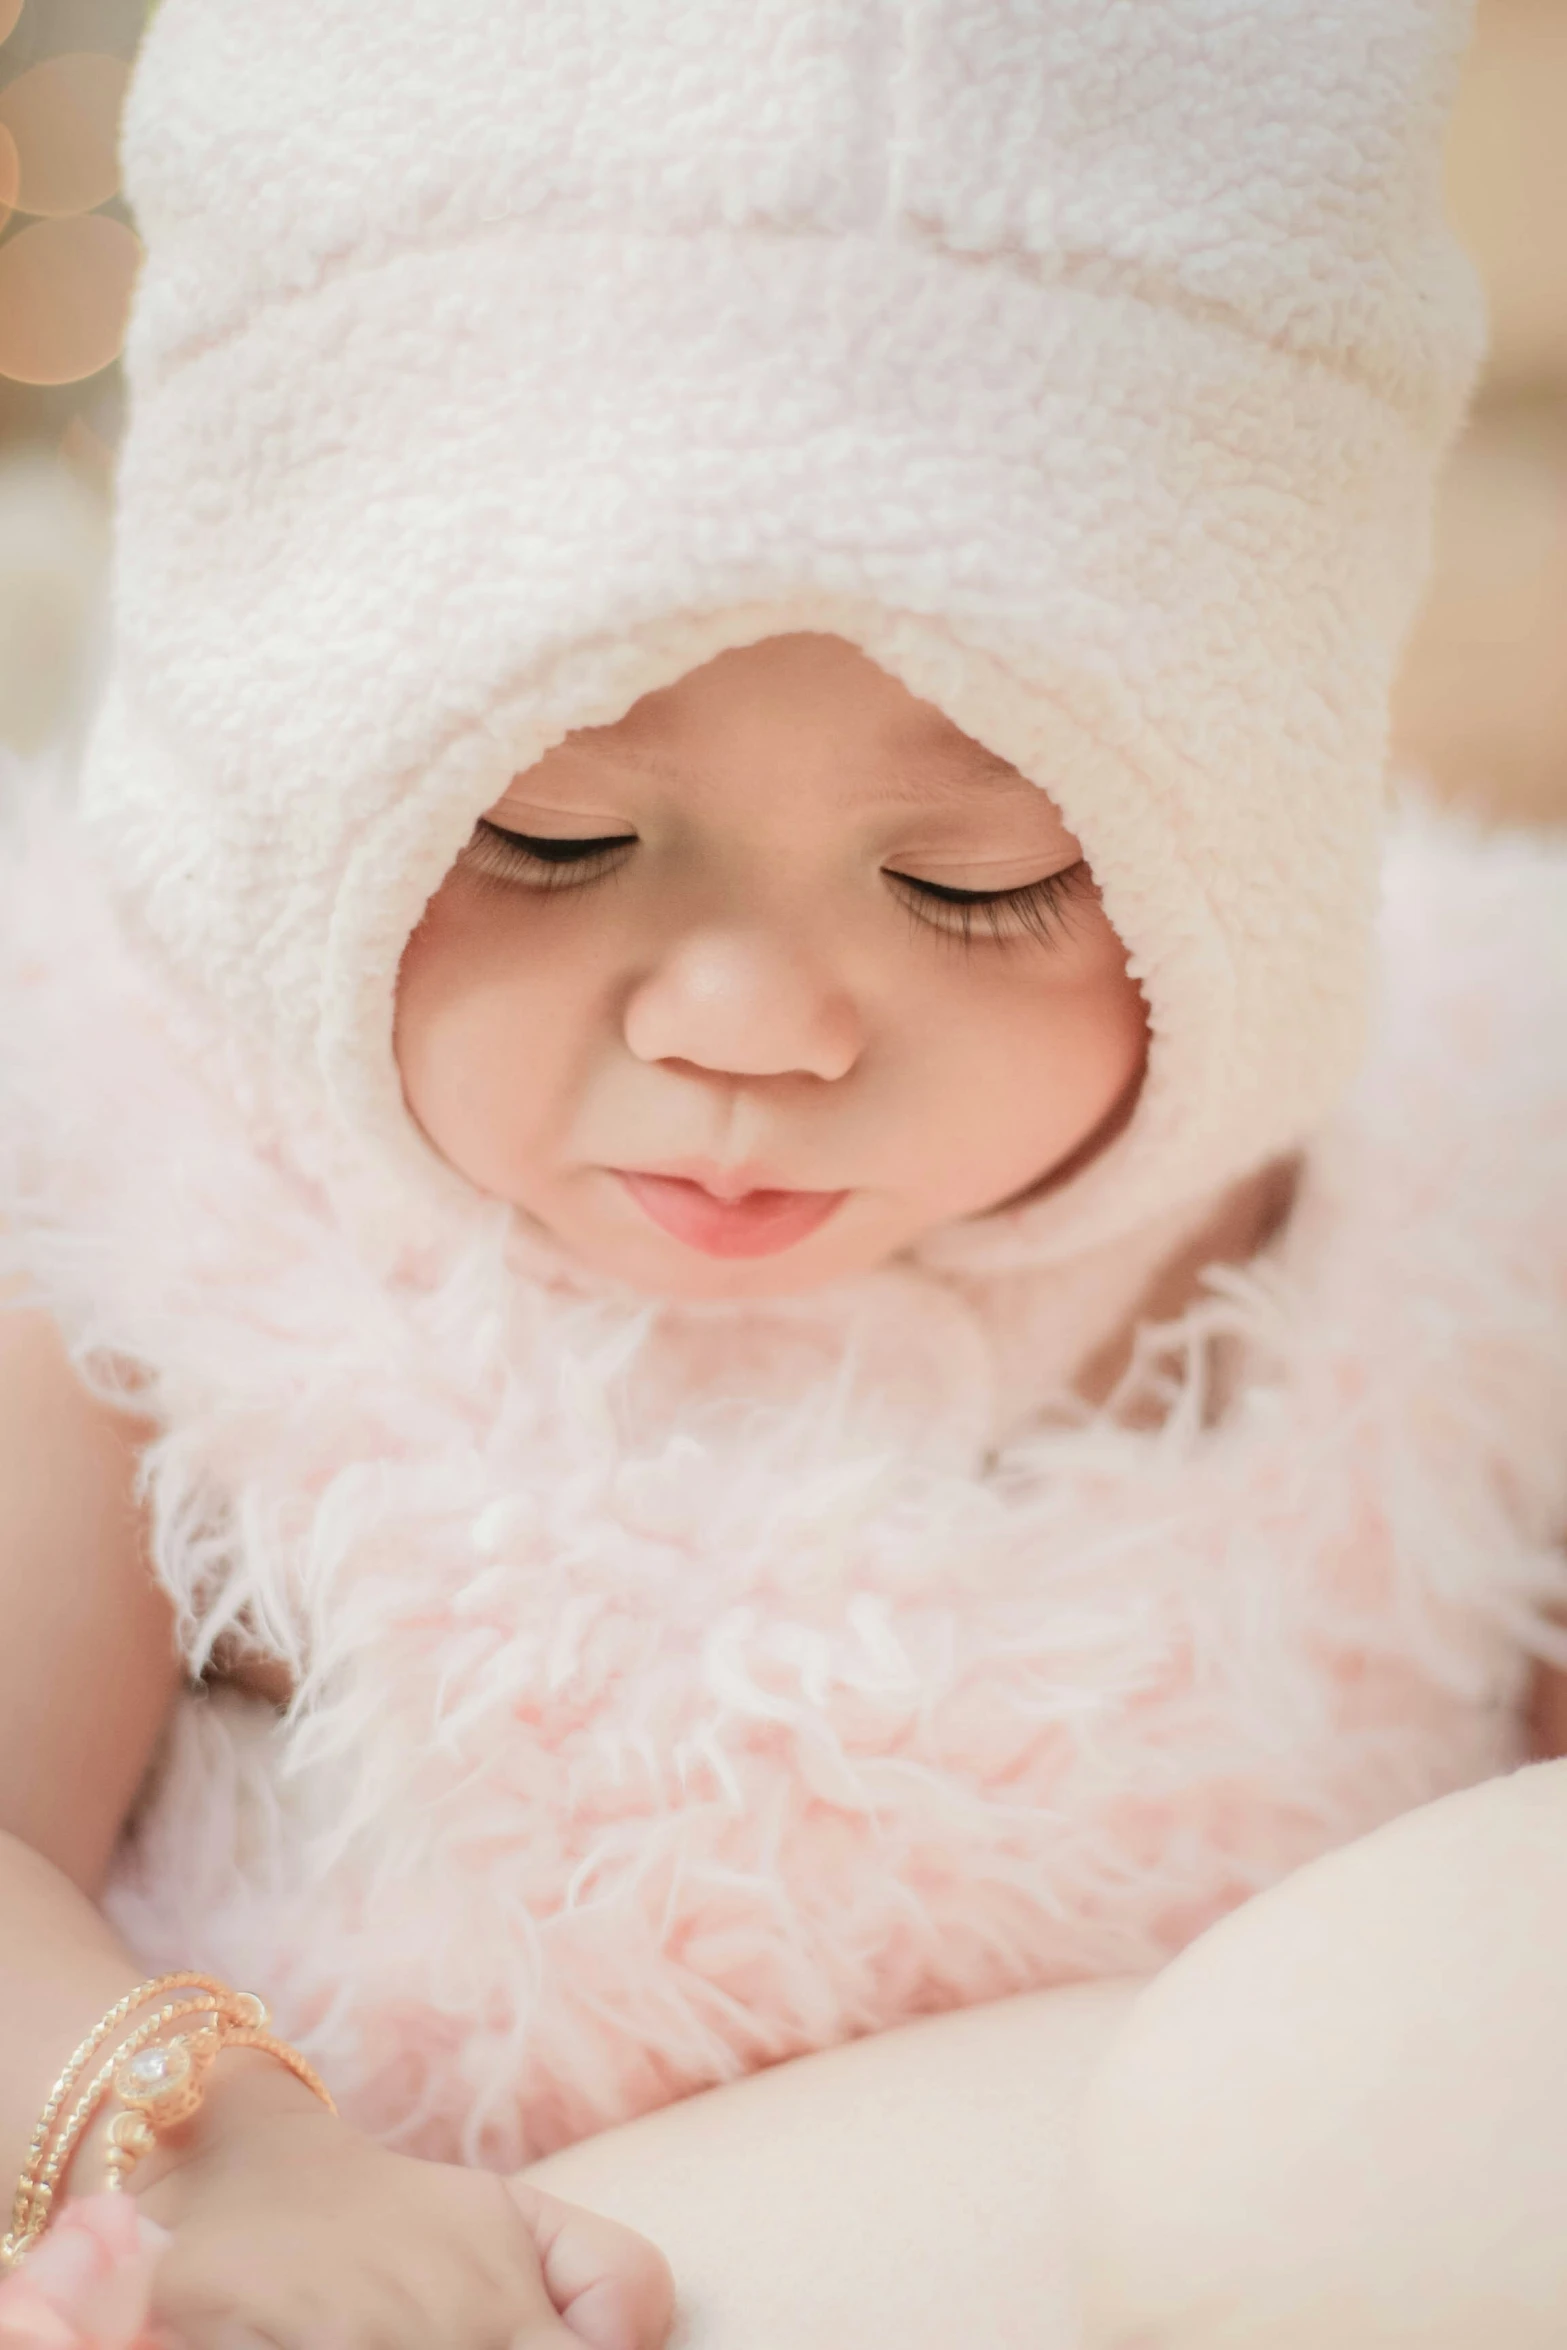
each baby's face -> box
[396,633,1147,1299]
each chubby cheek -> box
[911,919,1148,1218]
[394,880,598,1202]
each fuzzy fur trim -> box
[0,789,1563,2164]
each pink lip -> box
[615,1171,848,1259]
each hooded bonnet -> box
[84,0,1483,1267]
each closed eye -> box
[885,861,1088,945]
[459,821,1088,941]
[462,819,638,888]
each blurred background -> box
[0,0,1563,821]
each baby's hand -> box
[134,2091,675,2350]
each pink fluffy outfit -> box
[1,800,1564,2167]
[3,0,1566,2173]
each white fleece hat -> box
[83,0,1483,1265]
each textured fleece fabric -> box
[85,0,1483,1261]
[0,800,1563,2167]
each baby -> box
[1,2,1565,2347]
[396,630,1151,1302]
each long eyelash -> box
[460,823,1086,942]
[463,819,636,889]
[890,862,1088,947]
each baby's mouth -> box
[614,1170,848,1259]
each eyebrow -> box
[885,718,1025,781]
[540,731,1034,804]
[871,728,1033,802]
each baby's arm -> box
[1078,1760,1567,2348]
[0,1301,345,2210]
[0,1298,672,2350]
[532,1766,1567,2350]
[0,1297,189,2182]
[525,1977,1142,2350]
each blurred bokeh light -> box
[0,209,139,384]
[0,1,147,463]
[0,51,130,217]
[0,0,146,747]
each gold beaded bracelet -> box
[100,2004,334,2193]
[7,1974,231,2244]
[8,1996,245,2259]
[2,1973,335,2273]
[4,1976,252,2266]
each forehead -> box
[557,631,1041,808]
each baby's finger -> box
[505,2181,676,2350]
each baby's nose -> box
[622,929,862,1082]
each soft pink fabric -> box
[0,793,1564,2172]
[0,2200,169,2350]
